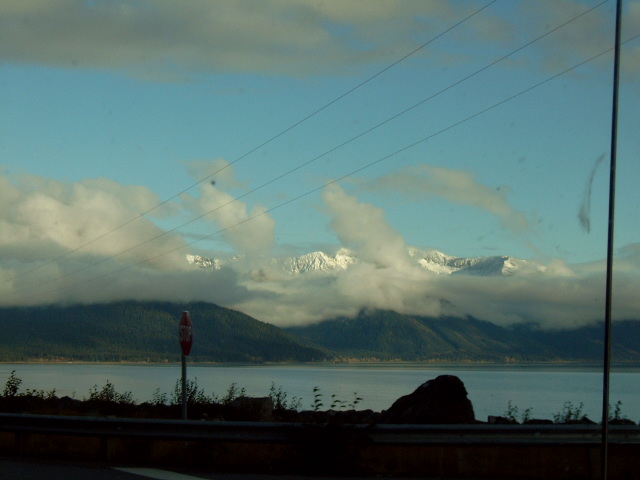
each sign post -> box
[179,311,193,420]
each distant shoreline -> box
[3,360,640,369]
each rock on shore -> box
[379,375,476,424]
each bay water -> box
[1,363,638,423]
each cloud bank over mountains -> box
[1,165,639,330]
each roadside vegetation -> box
[0,371,635,425]
[0,371,371,422]
[497,399,634,425]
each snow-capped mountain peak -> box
[283,249,356,274]
[408,247,536,276]
[186,254,223,270]
[187,247,536,277]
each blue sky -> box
[1,0,639,327]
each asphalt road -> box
[0,457,437,480]
[0,457,146,480]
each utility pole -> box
[601,1,622,478]
[179,311,193,420]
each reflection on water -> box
[1,363,638,422]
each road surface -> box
[0,457,437,480]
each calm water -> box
[1,363,638,422]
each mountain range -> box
[186,247,539,277]
[1,301,639,363]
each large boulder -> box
[379,375,475,424]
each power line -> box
[2,0,498,287]
[0,0,607,300]
[9,31,638,305]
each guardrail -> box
[2,412,640,444]
[2,413,640,478]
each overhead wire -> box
[0,0,607,299]
[2,0,498,287]
[9,29,639,305]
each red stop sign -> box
[179,311,193,356]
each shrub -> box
[24,388,57,400]
[151,388,168,406]
[221,382,245,405]
[2,370,22,398]
[87,380,135,405]
[503,401,532,424]
[553,401,586,424]
[269,382,301,411]
[311,386,324,411]
[330,392,363,411]
[170,377,219,406]
[310,387,363,412]
[609,400,627,421]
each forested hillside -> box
[0,301,328,362]
[285,310,640,362]
[2,302,639,363]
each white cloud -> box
[228,185,640,329]
[1,171,638,329]
[232,248,640,330]
[0,173,182,265]
[181,159,276,258]
[229,184,443,325]
[0,171,254,306]
[322,183,413,269]
[368,164,530,234]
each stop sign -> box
[179,311,193,356]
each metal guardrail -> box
[1,413,640,446]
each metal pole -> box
[601,1,622,478]
[181,353,188,420]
